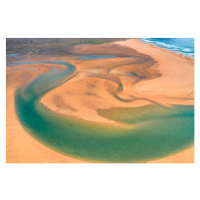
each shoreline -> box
[6,39,194,163]
[6,64,86,163]
[140,38,194,58]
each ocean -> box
[141,38,194,57]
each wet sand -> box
[6,39,194,163]
[6,64,85,163]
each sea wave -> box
[141,38,194,58]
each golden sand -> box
[148,147,194,163]
[6,64,85,163]
[6,39,194,163]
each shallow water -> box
[7,54,18,57]
[12,59,194,162]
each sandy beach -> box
[6,64,86,163]
[6,39,194,163]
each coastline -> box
[6,39,194,163]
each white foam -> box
[141,39,194,58]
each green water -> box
[14,60,194,163]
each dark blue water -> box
[141,38,194,57]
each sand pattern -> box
[6,39,194,163]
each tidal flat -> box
[6,38,194,163]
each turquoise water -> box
[141,38,194,57]
[12,59,194,163]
